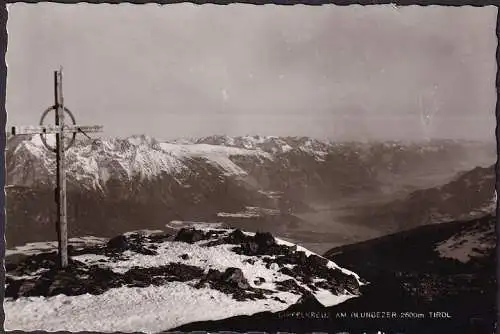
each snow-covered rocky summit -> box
[5,226,363,333]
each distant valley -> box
[5,135,496,252]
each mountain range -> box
[6,134,496,250]
[5,134,497,333]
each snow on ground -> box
[72,229,362,298]
[163,222,362,283]
[5,226,361,333]
[435,212,496,263]
[432,192,497,260]
[274,238,362,281]
[435,223,495,263]
[4,282,299,333]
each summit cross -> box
[11,68,103,268]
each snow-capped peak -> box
[6,135,272,190]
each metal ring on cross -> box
[39,105,77,153]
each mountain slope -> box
[324,214,496,332]
[343,164,497,232]
[171,214,496,333]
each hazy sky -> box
[6,4,498,141]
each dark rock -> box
[87,284,106,295]
[105,233,158,256]
[242,241,260,255]
[288,292,324,311]
[205,268,223,281]
[204,230,227,239]
[221,268,250,289]
[6,250,209,299]
[254,277,266,286]
[151,276,168,286]
[48,275,84,296]
[107,235,129,251]
[229,231,296,257]
[278,267,296,277]
[255,232,276,248]
[128,280,151,288]
[226,229,248,244]
[275,279,308,295]
[125,263,204,284]
[290,251,308,265]
[344,274,361,294]
[17,280,37,297]
[196,267,270,301]
[5,277,20,298]
[135,247,158,256]
[302,275,314,284]
[180,254,190,260]
[174,228,206,244]
[272,296,287,303]
[148,232,171,243]
[307,254,329,268]
[265,262,280,271]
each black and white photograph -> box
[3,3,498,333]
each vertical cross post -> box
[11,69,103,270]
[55,69,68,268]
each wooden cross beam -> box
[11,69,103,268]
[11,125,103,136]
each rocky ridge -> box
[5,227,362,306]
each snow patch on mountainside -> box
[435,214,496,263]
[158,143,271,176]
[436,231,491,263]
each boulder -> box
[226,229,248,244]
[287,292,325,311]
[292,251,308,265]
[243,241,260,255]
[205,268,223,281]
[255,232,276,248]
[148,232,171,243]
[221,267,250,289]
[174,228,205,244]
[134,247,158,256]
[307,254,329,268]
[107,235,129,251]
[16,280,37,298]
[254,277,266,286]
